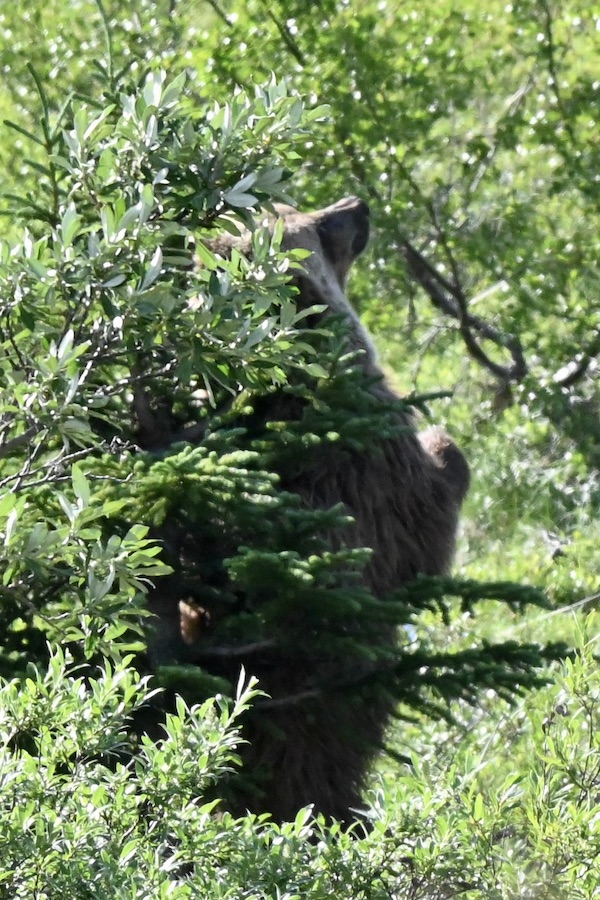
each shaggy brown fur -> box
[148,197,469,824]
[222,197,469,589]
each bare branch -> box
[399,239,528,382]
[552,331,600,388]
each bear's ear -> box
[315,197,370,264]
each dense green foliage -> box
[0,637,599,897]
[0,0,599,897]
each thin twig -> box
[263,8,306,66]
[538,0,578,148]
[0,426,40,460]
[204,0,234,27]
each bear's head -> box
[208,196,378,370]
[277,195,370,289]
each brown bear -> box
[146,196,470,824]
[274,196,469,584]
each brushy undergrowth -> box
[0,628,599,898]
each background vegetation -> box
[0,1,599,897]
